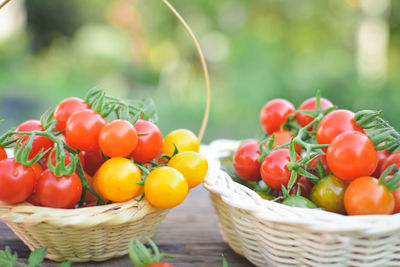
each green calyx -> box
[47,144,77,177]
[129,236,173,267]
[14,134,50,167]
[85,88,158,123]
[355,110,400,152]
[379,164,400,192]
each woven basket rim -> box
[0,196,165,227]
[203,139,400,235]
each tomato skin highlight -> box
[16,120,54,160]
[272,130,302,155]
[344,176,394,215]
[233,141,261,182]
[260,99,295,135]
[65,109,106,151]
[168,151,208,189]
[0,158,36,204]
[316,109,364,148]
[260,148,300,190]
[144,166,188,209]
[131,120,163,163]
[54,97,90,132]
[93,157,142,203]
[161,129,199,157]
[98,120,138,158]
[297,97,333,128]
[0,147,7,160]
[327,131,378,181]
[36,169,82,209]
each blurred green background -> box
[0,0,399,143]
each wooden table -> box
[0,186,253,267]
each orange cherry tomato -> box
[168,151,208,189]
[344,176,394,215]
[161,129,199,157]
[93,158,141,202]
[144,166,188,208]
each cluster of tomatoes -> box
[0,90,208,210]
[232,94,400,215]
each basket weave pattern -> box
[0,199,168,262]
[203,140,400,267]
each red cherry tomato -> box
[297,97,333,128]
[31,162,43,178]
[36,169,82,209]
[260,148,300,190]
[233,141,261,182]
[0,158,36,204]
[130,120,163,163]
[65,109,106,151]
[260,99,295,135]
[371,150,390,178]
[381,152,400,176]
[307,154,330,177]
[16,120,54,160]
[54,97,90,132]
[26,163,43,206]
[316,109,364,148]
[147,264,174,267]
[327,131,377,181]
[272,130,302,155]
[0,147,7,160]
[344,176,394,215]
[98,120,138,157]
[80,149,105,177]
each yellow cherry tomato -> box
[161,129,199,157]
[93,157,141,203]
[168,151,208,189]
[144,166,188,208]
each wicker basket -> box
[0,199,168,262]
[203,139,400,267]
[0,0,211,262]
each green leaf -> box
[287,171,297,192]
[222,255,229,267]
[56,262,71,267]
[317,159,326,179]
[0,247,19,267]
[296,168,319,184]
[289,140,296,163]
[172,143,179,157]
[141,98,158,122]
[28,247,47,267]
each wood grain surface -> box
[0,186,253,267]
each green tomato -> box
[256,190,274,200]
[310,175,348,214]
[282,195,317,209]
